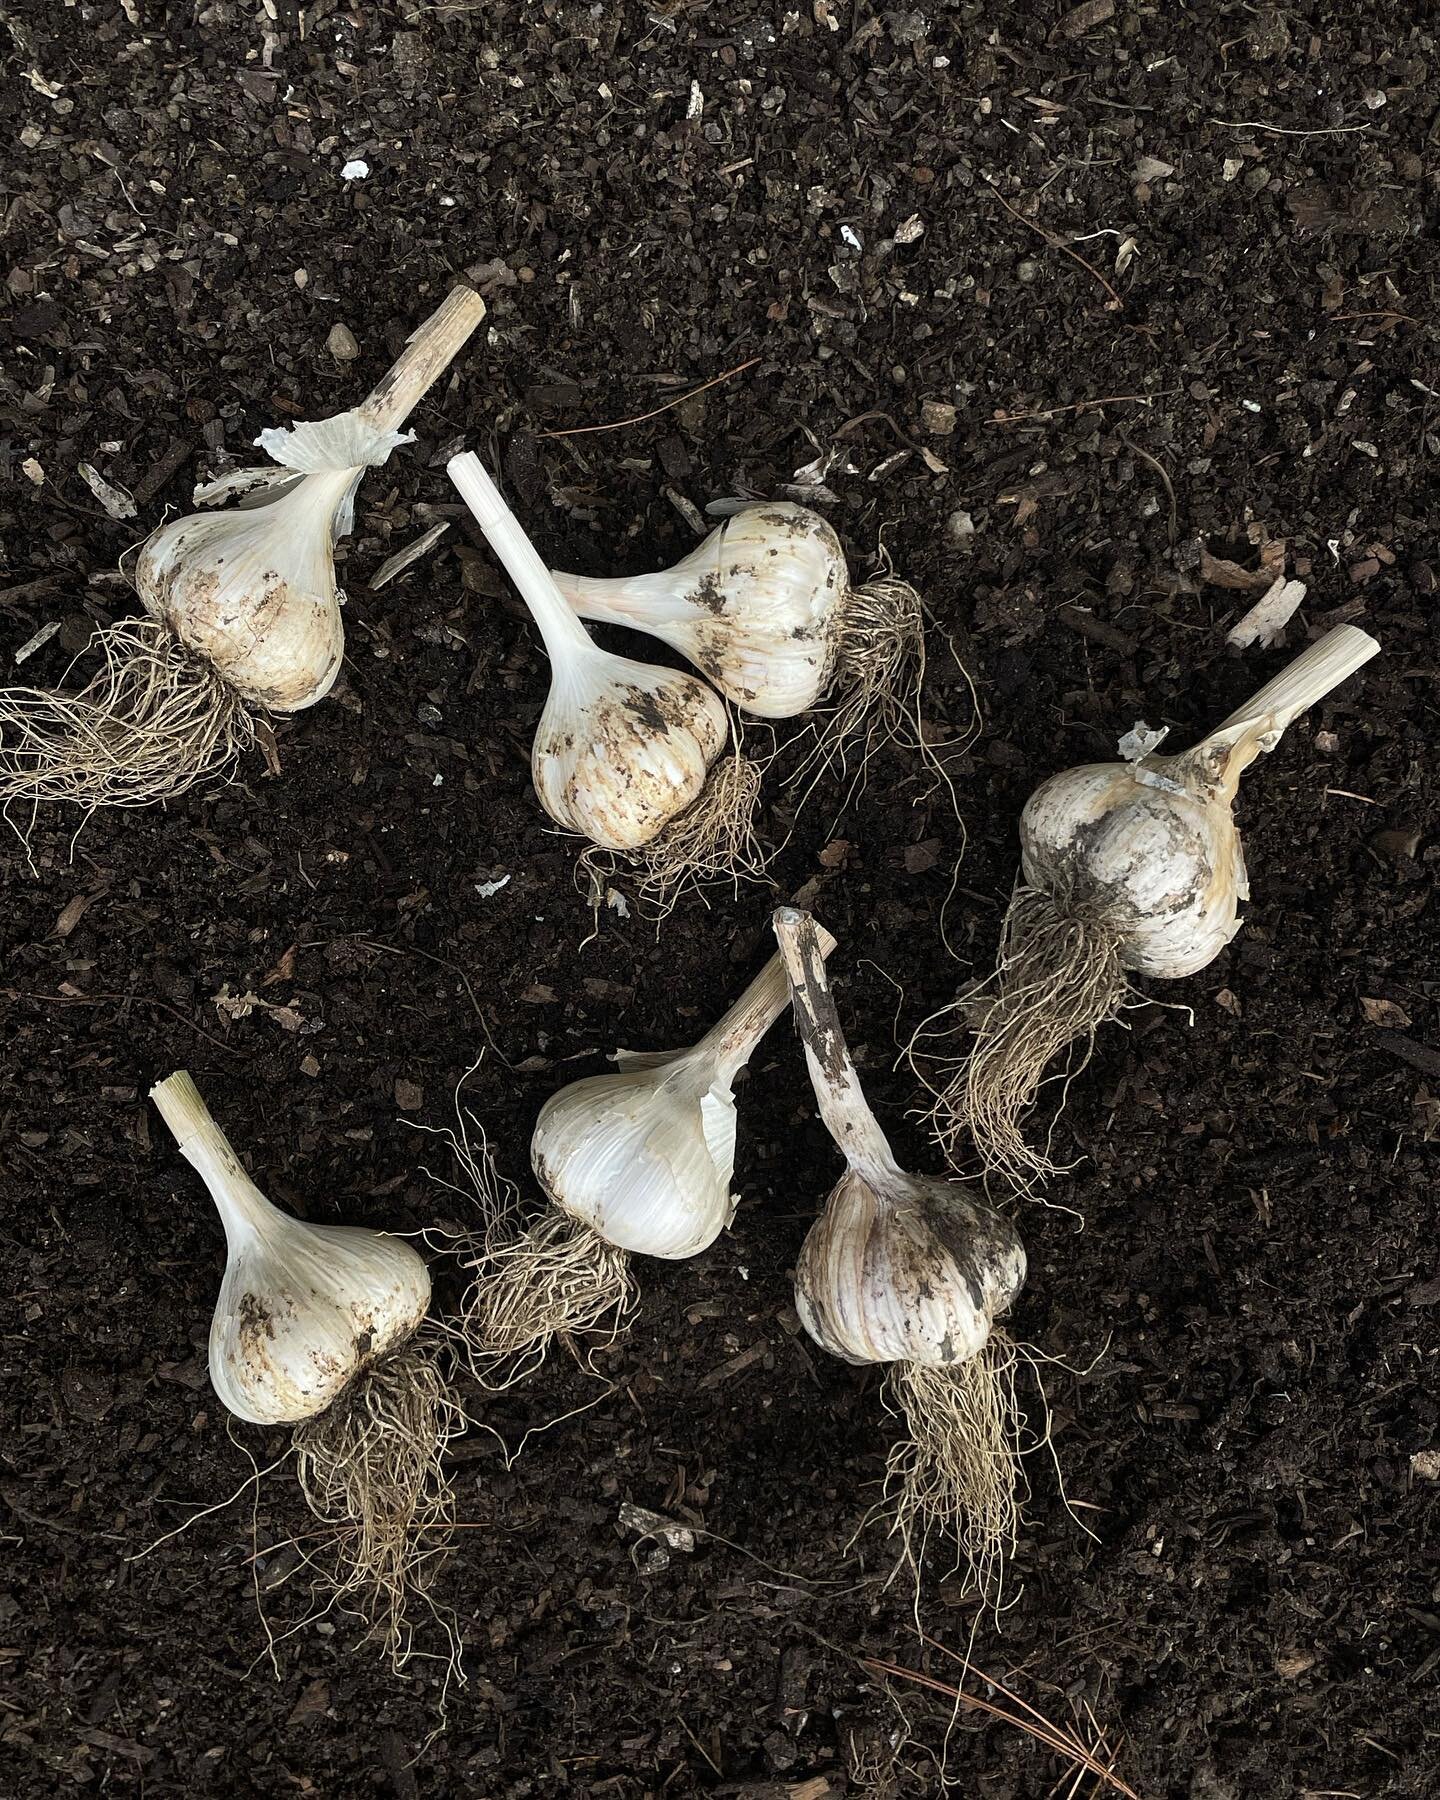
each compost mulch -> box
[2,3,1436,1796]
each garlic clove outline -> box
[151,1071,430,1426]
[531,928,836,1259]
[448,451,731,850]
[552,504,845,719]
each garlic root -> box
[293,1333,466,1670]
[0,617,254,829]
[584,742,769,916]
[884,1344,1023,1598]
[450,1209,637,1392]
[929,883,1130,1190]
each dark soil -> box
[3,3,1437,1796]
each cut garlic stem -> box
[773,906,898,1183]
[354,284,487,435]
[150,1069,268,1249]
[1204,622,1380,759]
[696,931,837,1083]
[447,451,596,662]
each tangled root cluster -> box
[926,883,1132,1195]
[884,1335,1025,1604]
[0,617,252,833]
[450,1209,637,1391]
[293,1332,466,1677]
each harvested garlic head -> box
[531,1055,735,1258]
[135,285,487,714]
[151,1072,430,1425]
[1020,759,1247,980]
[136,416,408,713]
[1020,624,1381,980]
[795,1167,1026,1368]
[531,934,834,1258]
[553,504,845,719]
[534,654,728,850]
[774,905,1025,1368]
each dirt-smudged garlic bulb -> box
[554,505,844,719]
[446,934,833,1388]
[927,623,1380,1191]
[150,1071,464,1672]
[449,452,763,903]
[774,907,1028,1592]
[551,502,966,801]
[0,286,485,827]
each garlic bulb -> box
[449,934,832,1385]
[448,451,731,852]
[151,1071,430,1425]
[150,1070,464,1674]
[929,623,1381,1188]
[135,425,398,714]
[138,286,488,714]
[773,906,1027,1588]
[532,927,837,1258]
[0,286,485,819]
[553,504,845,719]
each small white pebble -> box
[341,158,370,180]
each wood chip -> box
[1373,1032,1440,1079]
[13,619,61,665]
[1200,546,1279,592]
[698,1339,770,1390]
[78,461,138,520]
[1226,575,1306,649]
[369,521,450,590]
[1052,0,1115,40]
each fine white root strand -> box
[883,1335,1026,1607]
[0,617,253,833]
[292,1330,466,1681]
[790,568,977,831]
[923,883,1132,1197]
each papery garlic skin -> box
[530,934,835,1259]
[151,1072,430,1426]
[532,1060,736,1258]
[795,1167,1027,1368]
[553,505,845,719]
[534,655,728,851]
